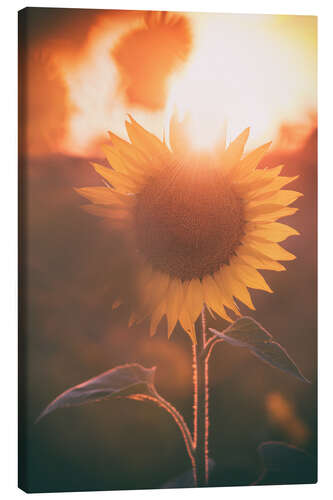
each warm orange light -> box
[266,392,310,445]
[60,12,316,157]
[166,14,316,152]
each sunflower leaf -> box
[254,441,316,485]
[36,363,156,423]
[209,316,309,383]
[213,316,273,347]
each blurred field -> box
[18,126,317,492]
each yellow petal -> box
[202,274,232,321]
[107,130,150,168]
[223,128,250,172]
[213,270,240,314]
[236,245,286,271]
[245,203,286,219]
[232,261,273,293]
[249,206,299,222]
[247,176,299,201]
[253,241,296,261]
[179,305,196,343]
[247,190,303,208]
[126,115,168,158]
[149,299,167,336]
[221,265,255,310]
[101,144,127,173]
[247,222,300,242]
[75,187,132,207]
[262,174,300,192]
[91,162,143,193]
[235,165,284,195]
[233,141,272,180]
[184,278,204,324]
[166,278,184,337]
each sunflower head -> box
[76,114,302,342]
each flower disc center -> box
[134,160,245,281]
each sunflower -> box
[76,115,301,342]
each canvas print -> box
[18,8,317,493]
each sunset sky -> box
[20,9,317,157]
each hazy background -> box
[18,8,317,492]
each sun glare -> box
[61,13,316,156]
[166,14,316,152]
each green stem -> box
[193,307,209,486]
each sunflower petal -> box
[236,245,286,271]
[246,222,300,242]
[166,278,184,337]
[235,165,285,194]
[223,128,250,171]
[250,206,299,222]
[253,241,296,261]
[101,145,127,173]
[232,261,273,293]
[247,176,300,201]
[248,190,303,208]
[221,266,255,310]
[234,141,272,180]
[179,305,196,342]
[202,275,233,322]
[245,203,286,219]
[184,278,204,324]
[107,130,138,157]
[126,115,168,158]
[75,187,132,207]
[91,162,143,193]
[107,130,149,166]
[213,270,240,314]
[149,299,167,336]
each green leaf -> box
[254,441,316,485]
[36,363,156,422]
[209,316,309,383]
[216,316,272,347]
[251,341,309,382]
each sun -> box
[76,114,301,342]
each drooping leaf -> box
[36,363,156,422]
[251,341,309,382]
[209,316,309,383]
[254,441,316,485]
[161,459,215,488]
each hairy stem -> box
[193,307,209,486]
